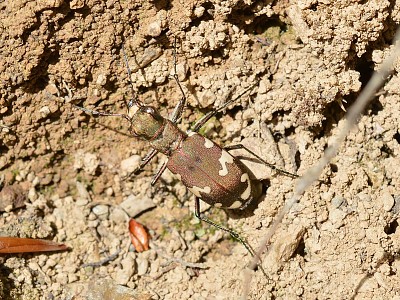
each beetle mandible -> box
[75,41,298,255]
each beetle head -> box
[129,106,164,139]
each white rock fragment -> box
[193,6,205,17]
[31,176,40,187]
[328,209,348,229]
[74,150,100,175]
[105,187,114,196]
[263,225,306,272]
[381,191,395,212]
[96,73,107,86]
[92,204,109,217]
[28,187,38,202]
[70,0,84,9]
[120,194,156,218]
[75,181,91,204]
[170,61,188,82]
[331,196,346,209]
[147,20,162,37]
[66,279,138,298]
[136,256,149,275]
[198,89,217,108]
[109,207,128,224]
[114,254,136,285]
[120,155,141,175]
[39,106,51,118]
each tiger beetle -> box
[75,41,298,257]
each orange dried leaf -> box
[128,219,150,252]
[0,237,68,254]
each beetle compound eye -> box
[143,106,155,114]
[142,106,163,122]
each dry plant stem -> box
[153,245,208,269]
[242,27,400,299]
[80,249,121,268]
[0,237,68,253]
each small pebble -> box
[28,187,38,202]
[147,20,162,37]
[70,0,84,9]
[109,207,128,223]
[391,195,400,214]
[39,106,51,118]
[119,194,156,217]
[92,204,109,216]
[106,187,114,196]
[27,172,35,182]
[331,196,345,209]
[193,6,205,17]
[114,255,136,285]
[382,192,395,212]
[120,155,141,174]
[75,197,89,206]
[46,83,59,95]
[32,176,40,187]
[46,259,57,268]
[96,74,107,86]
[136,257,149,276]
[68,273,78,283]
[76,181,91,201]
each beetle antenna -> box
[121,45,144,110]
[172,37,186,98]
[169,36,187,124]
[73,105,131,123]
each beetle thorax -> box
[150,120,187,156]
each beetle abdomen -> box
[167,132,260,210]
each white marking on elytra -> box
[204,137,214,149]
[188,131,196,137]
[214,202,223,208]
[240,173,251,200]
[188,185,211,198]
[229,200,243,209]
[218,151,234,176]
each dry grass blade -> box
[242,27,400,299]
[0,237,68,254]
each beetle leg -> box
[151,160,168,186]
[123,148,158,180]
[224,144,299,179]
[139,148,158,171]
[190,82,258,133]
[169,75,186,124]
[194,197,255,257]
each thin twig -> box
[159,254,208,269]
[242,27,400,299]
[155,245,208,269]
[80,249,121,268]
[151,247,209,279]
[152,263,179,280]
[62,79,74,102]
